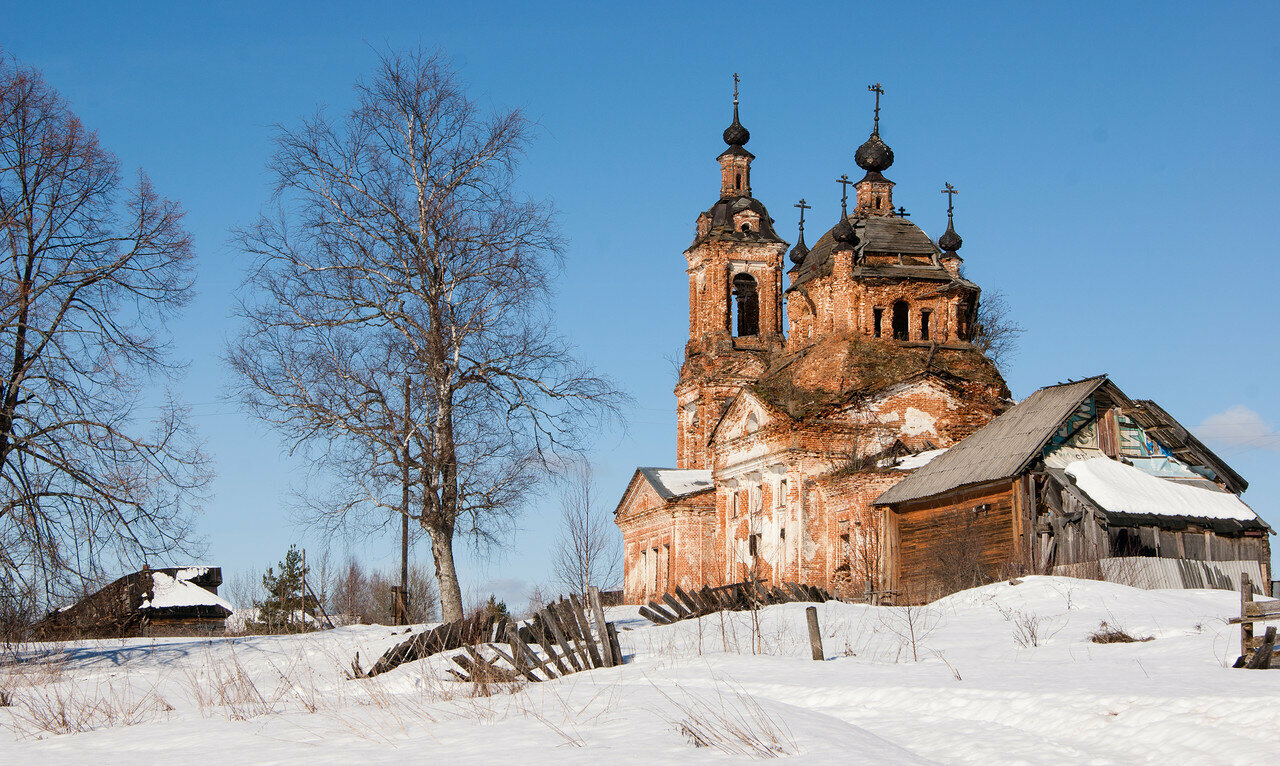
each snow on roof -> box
[142,572,235,612]
[638,468,714,500]
[1065,457,1259,523]
[887,448,949,471]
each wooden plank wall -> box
[893,482,1016,601]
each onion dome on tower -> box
[693,75,786,248]
[938,182,963,253]
[723,99,750,147]
[854,83,894,175]
[789,199,811,264]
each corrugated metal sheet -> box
[875,377,1108,505]
[1053,556,1265,594]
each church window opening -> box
[741,223,751,233]
[892,300,909,340]
[873,307,883,338]
[920,309,931,340]
[748,534,759,558]
[875,197,882,210]
[732,273,759,337]
[735,172,741,190]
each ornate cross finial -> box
[794,198,811,232]
[836,174,853,217]
[868,83,884,133]
[896,206,910,217]
[941,182,958,219]
[733,73,740,105]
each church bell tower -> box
[675,76,788,469]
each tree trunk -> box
[428,524,464,622]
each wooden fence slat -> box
[556,599,595,669]
[544,603,585,672]
[639,605,672,625]
[660,593,690,620]
[606,622,623,666]
[674,587,702,617]
[646,600,680,623]
[532,615,573,675]
[1245,626,1277,669]
[570,593,605,669]
[1244,600,1280,618]
[588,587,615,668]
[556,598,591,669]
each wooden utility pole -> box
[398,377,411,625]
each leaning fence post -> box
[806,606,824,661]
[1241,572,1254,658]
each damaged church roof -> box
[789,216,972,289]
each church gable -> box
[613,470,669,521]
[707,388,779,447]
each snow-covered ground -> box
[2,577,1277,764]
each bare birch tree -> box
[0,54,209,608]
[550,461,621,596]
[972,289,1024,372]
[229,49,623,622]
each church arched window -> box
[892,300,909,340]
[732,273,759,337]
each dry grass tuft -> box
[652,680,799,759]
[1089,621,1153,644]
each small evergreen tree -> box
[256,545,309,632]
[483,595,509,621]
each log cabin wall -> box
[889,481,1016,602]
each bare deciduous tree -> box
[0,54,209,607]
[229,49,623,622]
[550,461,621,596]
[972,289,1024,372]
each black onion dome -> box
[854,131,894,173]
[831,216,858,248]
[938,220,962,252]
[723,103,750,146]
[789,232,809,264]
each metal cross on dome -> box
[733,73,740,105]
[835,174,853,217]
[941,182,958,218]
[794,198,811,232]
[868,83,885,133]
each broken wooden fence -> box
[353,610,500,678]
[639,581,833,626]
[1229,572,1280,669]
[448,587,623,684]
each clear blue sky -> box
[7,1,1279,608]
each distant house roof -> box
[875,377,1108,506]
[638,468,715,500]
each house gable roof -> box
[875,376,1110,505]
[875,375,1251,507]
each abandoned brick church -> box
[613,83,1271,604]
